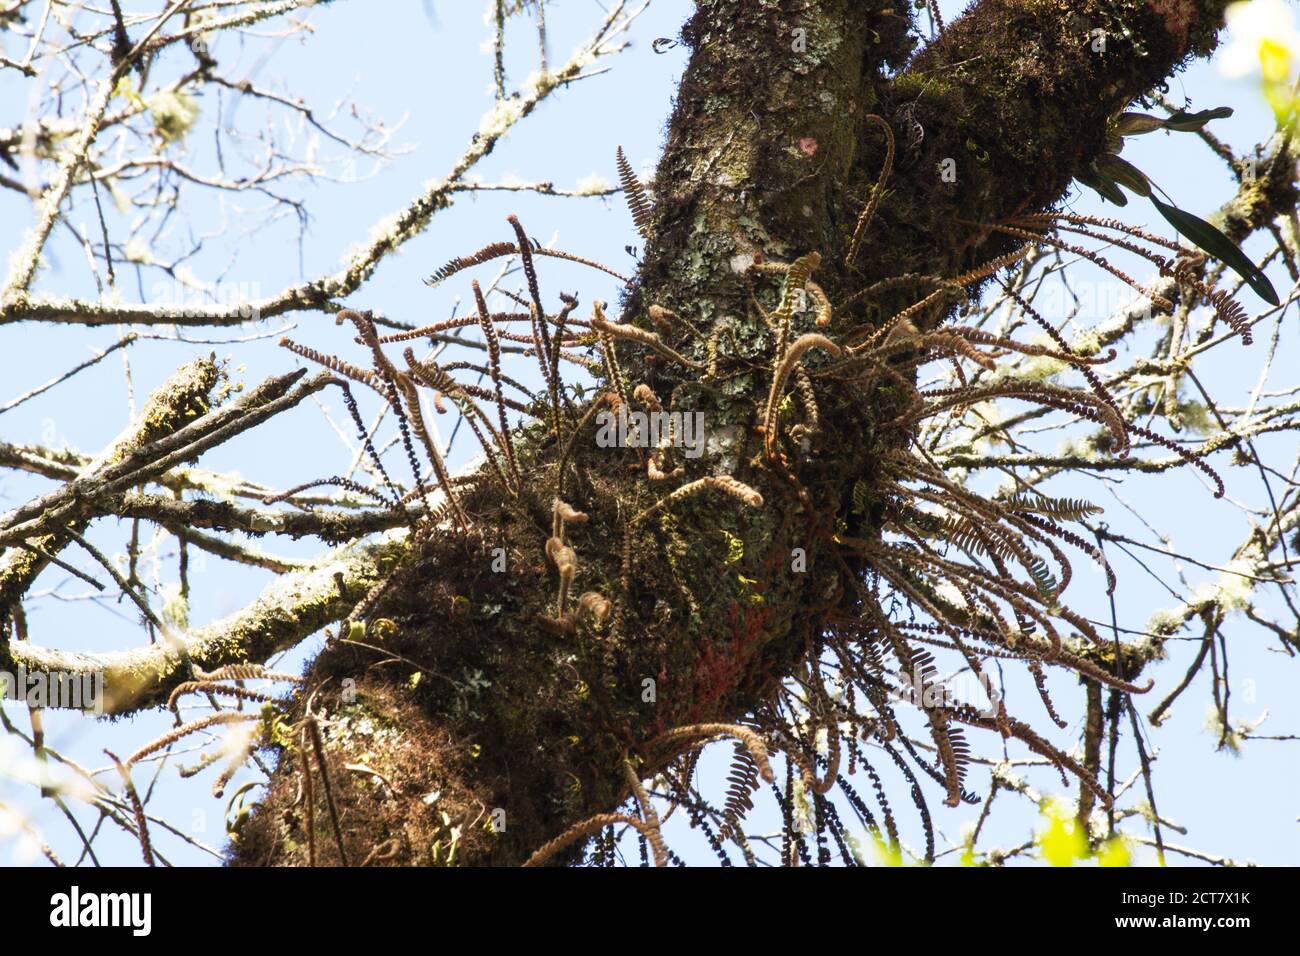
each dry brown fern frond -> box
[845,115,894,267]
[616,146,653,238]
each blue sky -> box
[0,0,1296,866]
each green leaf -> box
[225,781,262,838]
[1161,106,1233,132]
[1027,554,1058,599]
[1075,167,1127,206]
[1114,112,1166,136]
[1094,154,1151,197]
[1098,835,1133,867]
[1150,196,1280,306]
[1116,106,1233,135]
[851,479,869,516]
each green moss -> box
[116,357,224,460]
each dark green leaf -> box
[1095,154,1151,197]
[1116,107,1233,136]
[1115,112,1166,136]
[1027,555,1058,599]
[1150,196,1280,306]
[1161,106,1234,132]
[1076,167,1128,206]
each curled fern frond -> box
[1203,286,1253,344]
[425,241,630,289]
[1127,420,1226,497]
[279,337,383,393]
[166,681,275,714]
[648,723,777,786]
[771,252,822,353]
[590,313,703,369]
[764,333,841,457]
[193,664,303,683]
[425,242,519,289]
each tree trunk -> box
[229,0,1233,867]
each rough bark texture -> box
[229,0,1233,867]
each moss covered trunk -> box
[230,0,1232,867]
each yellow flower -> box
[1220,1,1300,77]
[870,832,906,867]
[1097,836,1133,868]
[1036,798,1089,867]
[1220,1,1300,122]
[1260,37,1293,84]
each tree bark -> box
[229,0,1235,867]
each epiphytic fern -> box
[720,742,760,841]
[425,235,629,290]
[264,182,1255,868]
[1003,494,1103,521]
[845,115,894,267]
[616,146,653,238]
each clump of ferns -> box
[532,618,1127,869]
[539,719,911,868]
[275,211,781,668]
[987,212,1255,344]
[276,224,602,595]
[108,665,304,864]
[524,722,780,867]
[523,243,1191,865]
[602,707,936,867]
[535,676,985,867]
[815,418,1165,832]
[734,219,1249,863]
[269,149,1252,865]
